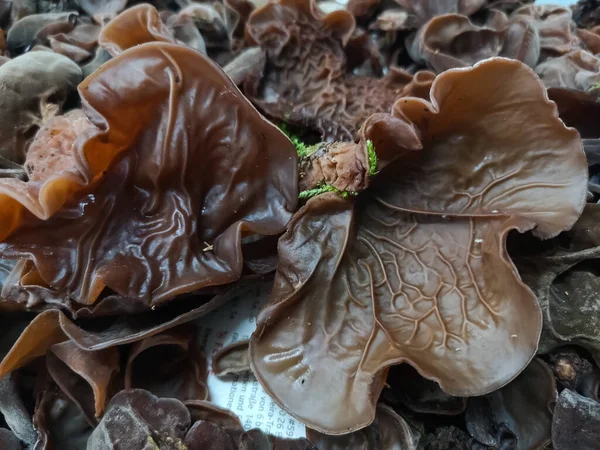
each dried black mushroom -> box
[552,389,600,450]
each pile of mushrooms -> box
[0,0,599,448]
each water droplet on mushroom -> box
[454,347,462,352]
[491,210,499,214]
[474,238,483,245]
[441,215,450,221]
[511,334,518,339]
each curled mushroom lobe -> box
[249,58,587,434]
[98,4,177,56]
[408,11,541,72]
[0,41,298,307]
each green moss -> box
[590,81,600,91]
[366,140,377,176]
[281,124,377,200]
[298,184,358,200]
[279,123,318,158]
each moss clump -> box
[298,184,358,200]
[282,124,378,200]
[279,123,317,158]
[366,140,377,175]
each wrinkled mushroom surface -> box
[245,0,433,141]
[0,41,297,307]
[87,389,191,450]
[249,57,587,434]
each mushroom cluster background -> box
[0,0,599,448]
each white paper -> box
[195,281,306,439]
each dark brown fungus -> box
[0,41,297,307]
[536,49,600,90]
[573,0,600,30]
[306,404,419,449]
[33,384,94,450]
[81,46,111,77]
[371,8,418,32]
[0,279,259,376]
[391,0,486,29]
[0,428,20,450]
[547,88,600,139]
[222,47,266,86]
[98,4,177,56]
[386,364,467,415]
[6,11,77,53]
[346,0,381,21]
[502,15,541,67]
[10,0,78,21]
[0,50,81,167]
[87,389,191,450]
[577,370,600,403]
[101,4,252,75]
[124,325,209,402]
[421,427,473,449]
[0,372,37,445]
[514,204,600,358]
[183,405,317,450]
[238,429,317,450]
[465,358,556,450]
[213,339,251,377]
[163,11,207,54]
[577,25,600,54]
[179,1,240,50]
[0,311,69,378]
[47,341,120,423]
[185,400,244,431]
[249,58,587,434]
[408,11,540,72]
[184,420,238,450]
[47,23,102,62]
[552,389,600,450]
[485,0,533,14]
[245,0,432,141]
[408,12,508,71]
[548,349,600,402]
[512,5,578,54]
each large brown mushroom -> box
[0,40,297,308]
[249,57,587,434]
